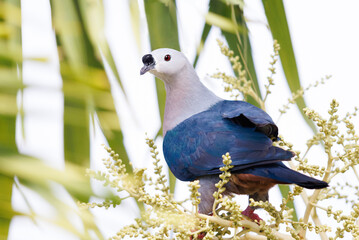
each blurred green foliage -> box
[0,0,312,238]
[0,0,21,238]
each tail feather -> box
[284,170,328,189]
[239,162,328,189]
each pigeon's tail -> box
[281,168,328,189]
[240,162,328,189]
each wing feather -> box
[163,100,293,181]
[221,101,278,140]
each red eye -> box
[164,54,171,61]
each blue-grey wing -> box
[163,101,293,181]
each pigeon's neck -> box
[162,66,221,135]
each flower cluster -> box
[263,40,280,102]
[277,75,331,122]
[213,39,264,108]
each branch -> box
[197,213,295,240]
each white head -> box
[140,48,221,134]
[140,48,191,82]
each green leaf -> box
[95,106,132,174]
[129,0,142,51]
[50,0,140,211]
[205,12,243,34]
[220,0,244,7]
[144,0,180,193]
[66,0,133,174]
[50,0,130,168]
[0,0,22,237]
[262,0,317,133]
[0,175,14,239]
[193,20,211,67]
[77,0,126,95]
[222,5,262,107]
[50,0,100,202]
[0,156,93,198]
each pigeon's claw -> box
[241,206,262,224]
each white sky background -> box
[9,0,359,239]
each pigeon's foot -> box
[190,212,213,239]
[189,232,206,240]
[241,206,262,224]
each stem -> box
[239,233,267,240]
[351,166,359,182]
[197,213,234,228]
[311,208,329,240]
[296,186,328,240]
[263,92,269,103]
[212,199,219,217]
[229,5,258,99]
[301,146,312,161]
[309,203,328,211]
[276,113,284,124]
[248,88,265,110]
[300,148,333,238]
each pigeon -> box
[140,48,328,221]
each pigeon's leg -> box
[190,176,219,240]
[197,175,220,214]
[241,192,269,223]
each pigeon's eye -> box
[164,54,171,61]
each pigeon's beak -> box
[140,63,155,75]
[140,54,156,75]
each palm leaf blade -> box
[0,0,22,237]
[262,0,316,133]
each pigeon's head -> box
[140,48,189,81]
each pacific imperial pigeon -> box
[140,48,328,221]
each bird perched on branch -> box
[140,48,328,221]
